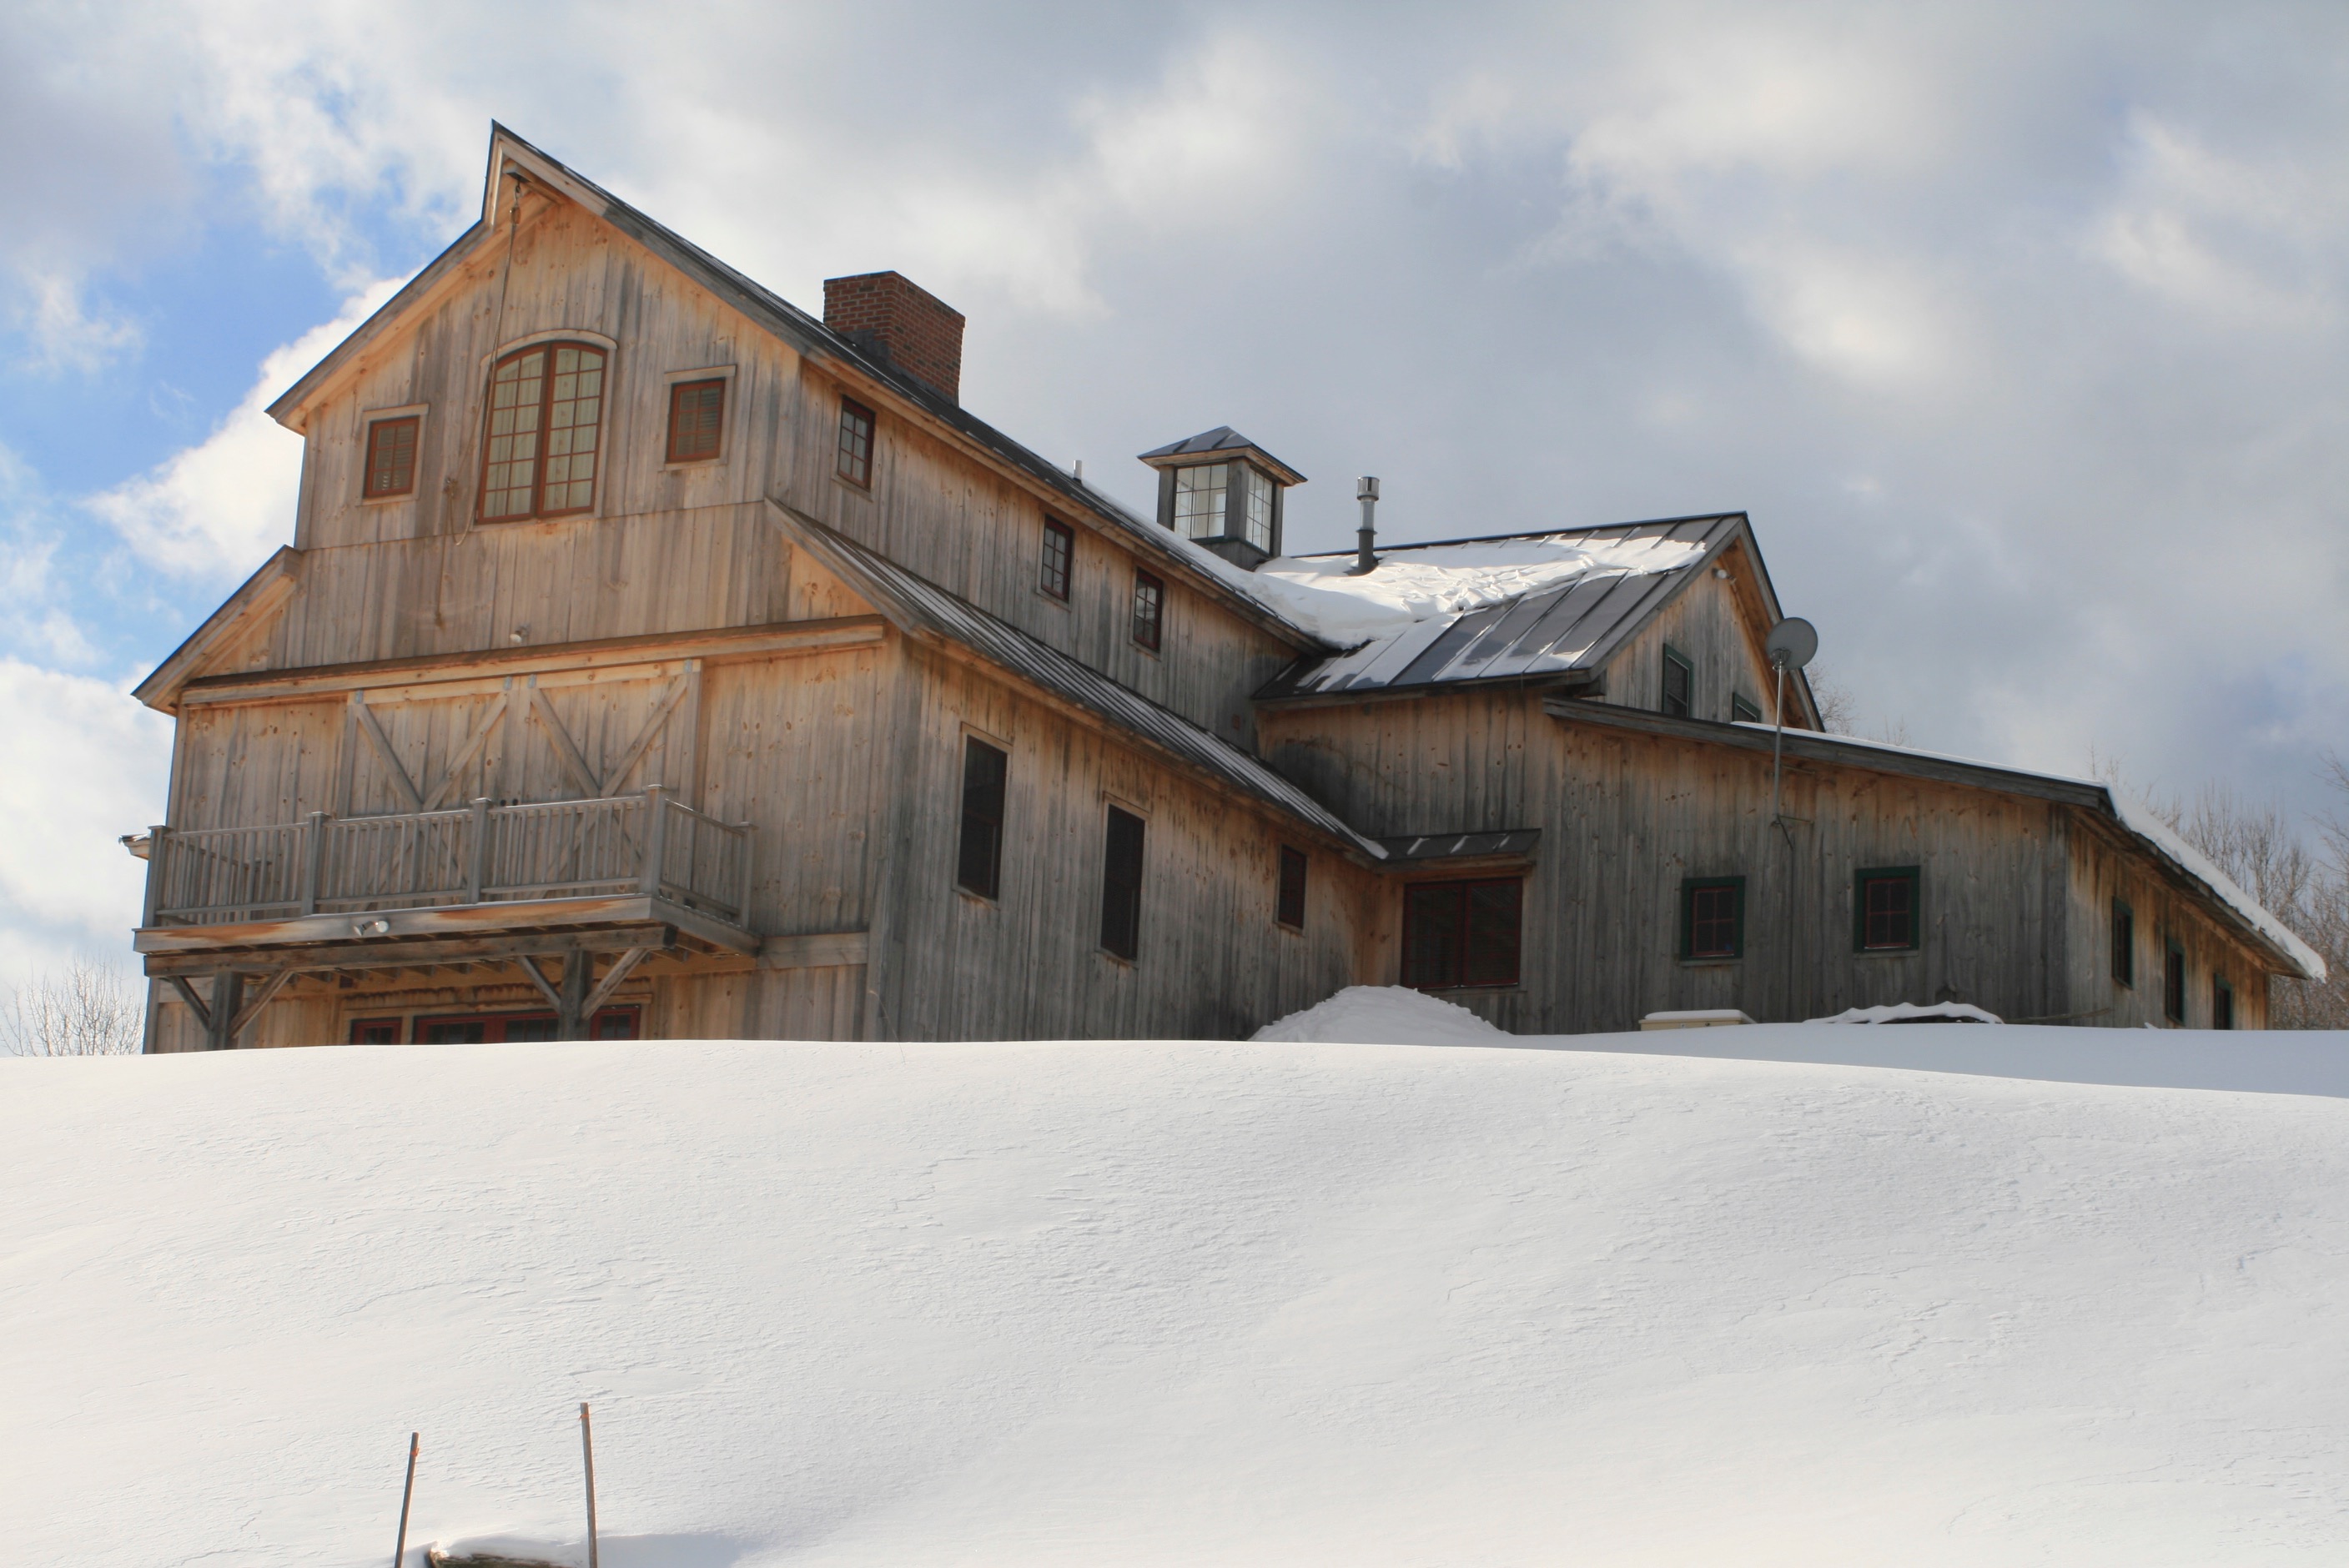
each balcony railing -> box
[145,789,754,930]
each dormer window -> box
[481,342,605,520]
[1138,426,1305,570]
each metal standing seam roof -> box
[771,507,1387,861]
[1256,515,1745,700]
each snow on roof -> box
[1728,723,2327,982]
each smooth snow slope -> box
[6,1038,2349,1566]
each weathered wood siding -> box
[867,643,1382,1042]
[1601,551,1793,725]
[269,192,1295,741]
[1257,683,2273,1034]
[2064,816,2274,1029]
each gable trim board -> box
[1542,696,2323,981]
[263,123,1329,658]
[767,502,1387,864]
[133,547,301,713]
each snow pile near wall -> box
[8,1035,2349,1566]
[1808,1001,2004,1025]
[1249,983,1506,1044]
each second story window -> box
[482,342,605,521]
[1132,570,1164,651]
[666,379,726,462]
[837,396,875,487]
[1173,465,1227,537]
[1731,691,1762,724]
[1661,646,1693,718]
[1040,519,1074,601]
[363,415,419,499]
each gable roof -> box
[1254,514,1817,721]
[131,547,300,713]
[262,123,1329,656]
[765,502,1386,862]
[1137,427,1307,486]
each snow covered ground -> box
[7,1016,2349,1565]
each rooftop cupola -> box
[1137,427,1305,570]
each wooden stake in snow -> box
[580,1402,600,1568]
[391,1432,418,1568]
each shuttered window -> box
[481,342,605,520]
[1681,877,1744,959]
[1100,806,1145,960]
[1855,867,1920,952]
[666,378,726,462]
[1661,646,1693,718]
[1040,519,1074,601]
[1402,878,1522,989]
[1132,570,1164,651]
[1277,846,1308,930]
[363,416,419,498]
[956,737,1007,899]
[837,396,875,486]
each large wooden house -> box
[127,127,2322,1050]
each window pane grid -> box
[1132,571,1164,651]
[1686,882,1740,958]
[1241,465,1275,551]
[837,399,875,485]
[364,416,419,498]
[1174,465,1228,539]
[1857,871,1918,950]
[481,344,603,520]
[1403,878,1522,989]
[667,379,725,462]
[1040,520,1073,601]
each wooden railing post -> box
[299,812,329,915]
[640,787,669,897]
[141,826,169,927]
[735,823,755,924]
[465,797,492,905]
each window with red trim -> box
[666,378,725,463]
[1402,878,1522,988]
[363,416,419,498]
[481,341,606,520]
[837,397,875,486]
[410,1007,641,1043]
[1132,570,1164,651]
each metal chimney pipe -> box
[1351,476,1381,575]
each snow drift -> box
[6,1028,2348,1565]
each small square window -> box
[1662,646,1693,718]
[837,396,875,487]
[1276,846,1308,930]
[2110,899,2135,987]
[666,378,726,463]
[2164,940,2186,1023]
[363,415,419,498]
[1132,570,1164,651]
[2213,977,2234,1030]
[1731,691,1763,724]
[1681,877,1744,959]
[1040,518,1074,601]
[1854,867,1920,952]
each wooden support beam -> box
[227,968,296,1046]
[165,975,212,1032]
[204,972,244,1052]
[558,948,592,1039]
[581,946,653,1018]
[516,954,567,1013]
[350,694,425,811]
[531,685,605,798]
[143,923,682,977]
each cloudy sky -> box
[4,0,2347,979]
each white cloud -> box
[10,269,143,374]
[85,279,400,577]
[0,659,172,983]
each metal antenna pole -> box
[580,1403,600,1568]
[392,1433,418,1568]
[1770,657,1787,827]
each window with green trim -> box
[1731,691,1762,724]
[1854,867,1920,951]
[1661,646,1693,718]
[1680,877,1745,959]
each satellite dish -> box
[1764,617,1818,671]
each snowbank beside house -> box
[6,1031,2349,1566]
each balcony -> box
[136,787,757,971]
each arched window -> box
[481,341,606,520]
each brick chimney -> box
[822,272,965,405]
